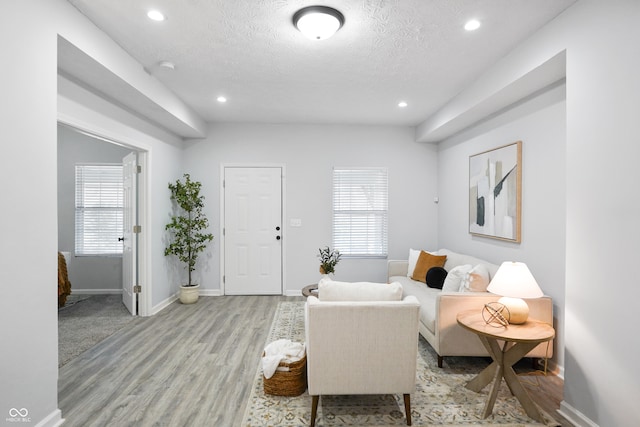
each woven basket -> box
[263,353,307,397]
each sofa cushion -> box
[442,264,473,292]
[393,276,438,333]
[318,280,403,301]
[460,264,491,292]
[426,267,447,289]
[411,251,447,283]
[438,248,500,279]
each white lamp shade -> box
[294,6,344,40]
[487,262,543,299]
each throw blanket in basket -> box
[262,339,305,379]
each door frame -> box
[57,120,150,316]
[220,163,287,296]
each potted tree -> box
[165,173,214,304]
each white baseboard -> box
[199,289,223,296]
[151,293,178,315]
[35,409,64,427]
[70,289,122,295]
[284,289,304,297]
[558,401,599,427]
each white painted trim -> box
[34,409,63,427]
[284,290,303,297]
[151,293,179,316]
[136,151,150,317]
[70,289,123,295]
[558,401,599,427]
[220,163,287,296]
[199,289,223,297]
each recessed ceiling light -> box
[293,6,345,40]
[217,96,227,103]
[398,101,408,108]
[464,19,481,31]
[147,10,165,21]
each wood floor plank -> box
[58,295,289,427]
[59,295,570,426]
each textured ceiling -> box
[65,0,576,128]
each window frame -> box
[74,162,124,257]
[332,166,389,259]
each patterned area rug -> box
[241,301,560,427]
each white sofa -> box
[305,281,420,426]
[388,248,554,368]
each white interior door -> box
[224,167,282,295]
[122,152,137,315]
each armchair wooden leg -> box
[310,395,319,427]
[403,394,412,426]
[437,355,444,368]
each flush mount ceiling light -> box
[464,19,481,31]
[293,6,345,40]
[147,10,165,21]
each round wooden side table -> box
[301,284,318,298]
[456,309,555,422]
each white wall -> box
[1,2,189,424]
[560,1,640,425]
[1,1,61,425]
[184,123,438,294]
[57,124,132,293]
[437,1,640,425]
[58,77,186,312]
[437,83,567,371]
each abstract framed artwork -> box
[469,141,522,242]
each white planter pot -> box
[179,284,200,304]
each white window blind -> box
[75,163,124,256]
[332,167,388,257]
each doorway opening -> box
[57,123,149,314]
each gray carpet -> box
[58,294,141,367]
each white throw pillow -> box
[318,280,403,301]
[407,248,421,278]
[442,264,473,292]
[460,264,491,292]
[407,248,439,278]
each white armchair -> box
[305,291,421,426]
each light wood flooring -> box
[58,295,572,426]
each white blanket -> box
[261,339,306,379]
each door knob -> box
[275,226,281,231]
[118,237,124,241]
[276,236,281,240]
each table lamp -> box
[487,262,543,324]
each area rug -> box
[241,301,560,427]
[58,294,141,367]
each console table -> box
[456,310,554,422]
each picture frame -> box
[469,141,521,242]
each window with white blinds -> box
[332,167,388,258]
[75,163,124,256]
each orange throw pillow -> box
[411,251,447,283]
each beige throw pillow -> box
[318,280,403,301]
[411,251,447,283]
[460,264,491,292]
